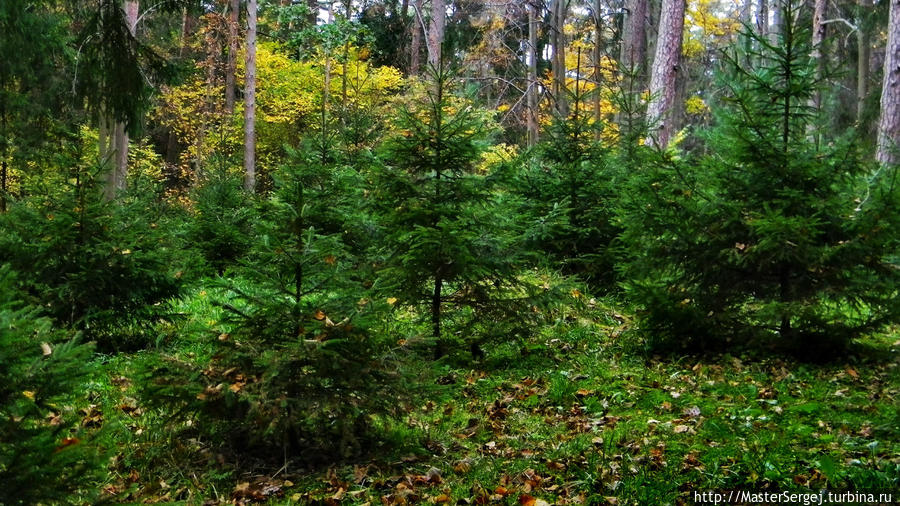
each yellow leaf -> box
[23,391,35,400]
[386,297,398,305]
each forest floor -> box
[89,291,899,505]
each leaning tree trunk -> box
[876,0,900,164]
[645,0,685,148]
[244,0,257,191]
[427,0,446,68]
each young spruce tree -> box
[618,5,900,356]
[516,68,622,287]
[0,267,101,504]
[374,67,531,359]
[143,124,403,460]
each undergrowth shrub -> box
[617,14,900,357]
[0,168,180,351]
[138,145,411,462]
[0,266,102,504]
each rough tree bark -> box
[876,0,900,164]
[645,0,685,148]
[620,0,648,80]
[410,0,424,74]
[427,0,446,68]
[810,0,826,114]
[244,0,257,191]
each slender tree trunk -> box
[593,0,603,138]
[1,92,7,212]
[645,0,685,148]
[527,0,539,146]
[244,0,257,191]
[620,0,648,81]
[410,0,424,74]
[740,0,751,26]
[226,0,239,114]
[166,7,194,166]
[552,0,569,116]
[770,0,782,42]
[810,0,826,112]
[876,0,900,164]
[342,0,351,107]
[432,272,444,358]
[307,0,318,26]
[324,0,334,111]
[857,0,871,123]
[102,1,138,200]
[757,0,769,39]
[427,0,446,68]
[400,0,410,19]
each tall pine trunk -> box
[244,0,257,191]
[645,0,685,148]
[620,0,647,81]
[877,0,900,164]
[427,0,445,68]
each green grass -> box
[85,286,900,504]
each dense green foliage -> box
[0,170,180,350]
[373,70,542,358]
[516,86,623,287]
[0,1,898,503]
[617,21,900,356]
[0,267,101,505]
